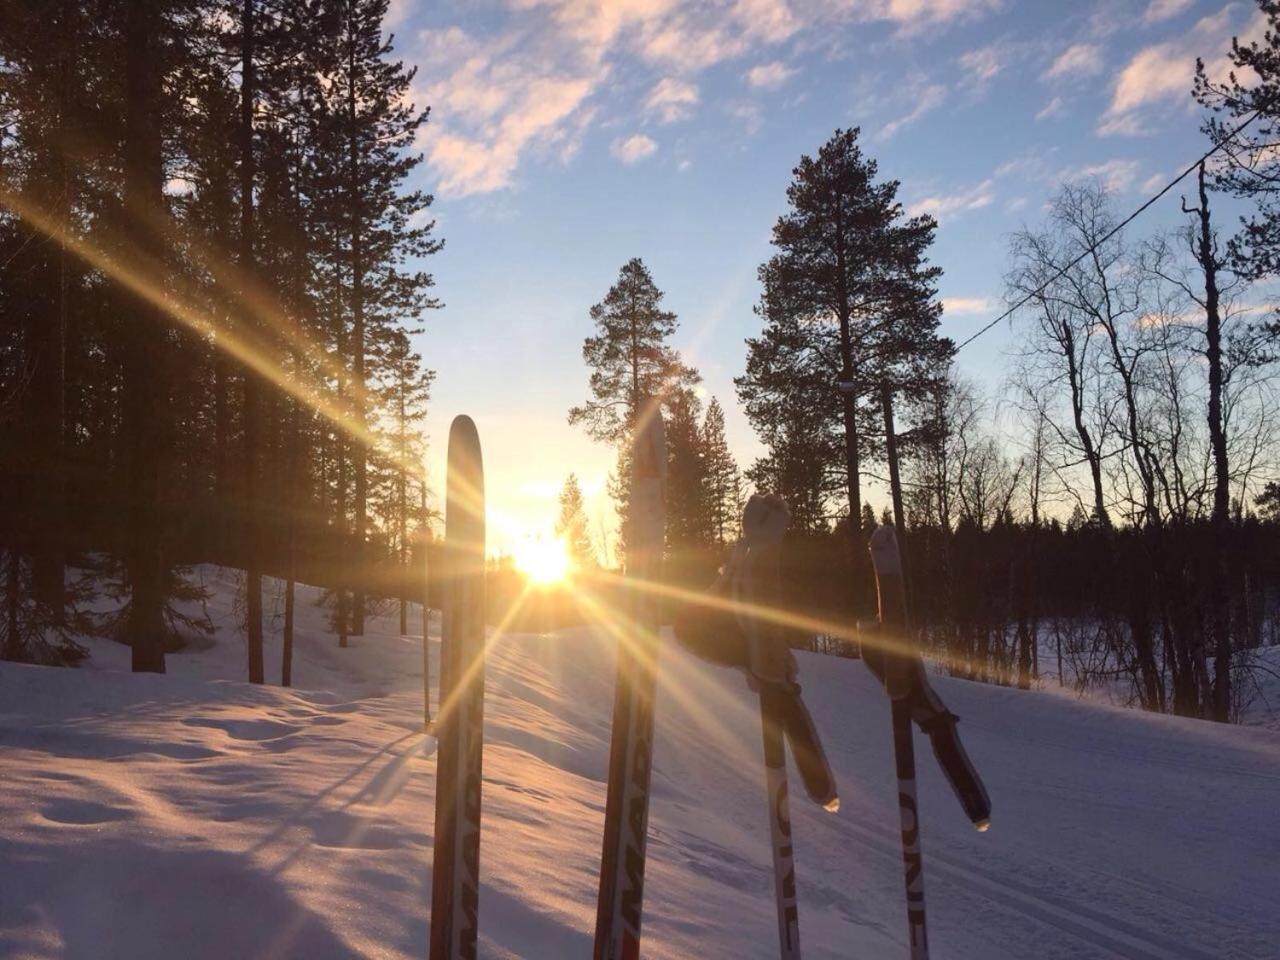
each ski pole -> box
[868,526,929,960]
[748,540,803,960]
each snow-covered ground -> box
[3,566,1280,959]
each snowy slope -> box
[2,568,1280,959]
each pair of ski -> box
[593,423,837,960]
[423,410,675,960]
[426,413,991,960]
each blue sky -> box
[386,0,1264,556]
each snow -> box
[3,567,1280,959]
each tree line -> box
[568,2,1280,723]
[0,0,438,677]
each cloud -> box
[943,296,996,315]
[727,100,764,134]
[1100,6,1263,137]
[1143,0,1194,24]
[907,179,996,220]
[646,77,699,122]
[415,0,1006,195]
[1141,171,1168,193]
[855,0,1005,34]
[1036,95,1066,121]
[384,0,414,30]
[611,133,659,163]
[1043,43,1103,80]
[959,44,1008,83]
[745,60,796,89]
[879,80,947,139]
[1064,158,1143,193]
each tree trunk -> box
[1191,162,1232,722]
[122,0,165,674]
[5,552,21,660]
[238,0,264,683]
[347,27,367,638]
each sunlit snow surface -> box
[2,565,1280,959]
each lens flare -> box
[512,536,572,586]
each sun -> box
[512,535,572,586]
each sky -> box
[384,0,1265,557]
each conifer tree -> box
[740,128,949,599]
[556,473,595,568]
[310,0,440,636]
[569,257,698,537]
[1195,1,1280,283]
[378,329,433,634]
[665,388,709,549]
[701,397,740,545]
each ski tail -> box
[593,409,666,960]
[429,416,486,960]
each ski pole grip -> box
[867,526,913,700]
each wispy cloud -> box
[611,133,659,164]
[726,100,764,134]
[1036,95,1066,121]
[907,179,996,220]
[1043,43,1103,80]
[879,79,948,139]
[415,0,1005,195]
[959,44,1007,83]
[1064,158,1143,192]
[646,77,699,123]
[943,296,997,315]
[745,60,796,89]
[1100,6,1262,137]
[1143,0,1194,25]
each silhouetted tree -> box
[569,257,698,536]
[741,128,948,600]
[556,473,594,568]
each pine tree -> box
[119,0,170,673]
[556,473,595,568]
[1195,1,1280,282]
[740,128,949,603]
[310,0,441,637]
[665,388,709,549]
[378,329,433,634]
[701,398,740,545]
[569,257,698,539]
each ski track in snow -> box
[1,565,1279,959]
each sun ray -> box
[568,582,761,753]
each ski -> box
[865,525,992,960]
[429,416,487,960]
[593,408,666,960]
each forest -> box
[4,0,1280,726]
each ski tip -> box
[448,415,482,463]
[822,796,841,814]
[974,817,991,833]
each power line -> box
[953,110,1261,354]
